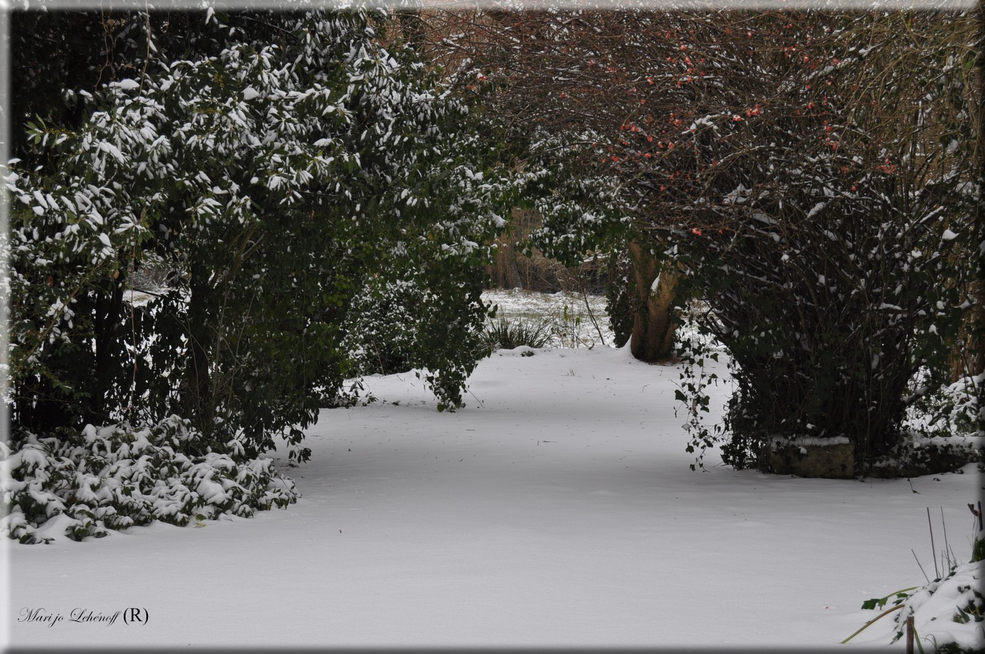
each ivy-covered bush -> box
[657,13,978,474]
[681,180,971,472]
[1,417,297,543]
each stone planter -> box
[762,438,855,479]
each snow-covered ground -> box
[483,288,615,349]
[4,341,981,649]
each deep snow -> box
[3,343,982,649]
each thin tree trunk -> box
[90,275,125,425]
[185,262,213,433]
[627,241,679,362]
[953,278,985,381]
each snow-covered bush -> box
[451,10,980,474]
[3,9,530,539]
[846,516,984,652]
[344,279,424,376]
[1,416,297,543]
[342,270,492,411]
[657,13,979,474]
[907,374,985,440]
[5,9,513,466]
[891,557,984,653]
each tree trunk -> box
[90,274,126,425]
[953,278,985,381]
[502,243,523,289]
[627,241,679,362]
[185,261,213,433]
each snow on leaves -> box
[6,9,521,540]
[0,417,298,544]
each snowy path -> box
[6,346,980,648]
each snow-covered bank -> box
[6,346,981,648]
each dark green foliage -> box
[345,279,424,376]
[6,9,512,471]
[675,169,973,472]
[344,269,494,411]
[1,417,298,544]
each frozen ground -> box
[4,341,981,649]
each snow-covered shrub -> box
[6,9,516,466]
[344,279,424,377]
[907,374,985,440]
[454,11,980,474]
[341,254,495,411]
[666,13,979,474]
[847,517,984,652]
[881,525,985,652]
[890,558,984,653]
[1,416,297,544]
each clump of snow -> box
[113,79,140,91]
